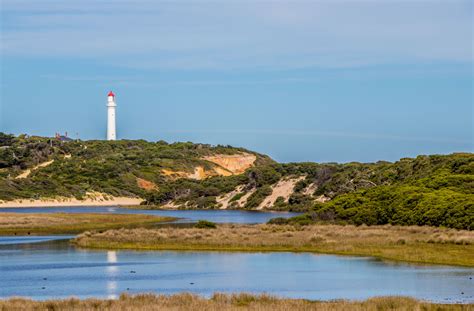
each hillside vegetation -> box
[0,133,472,229]
[0,133,271,202]
[270,154,473,230]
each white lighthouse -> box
[106,91,117,140]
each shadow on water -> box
[0,236,73,248]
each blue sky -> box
[1,0,472,163]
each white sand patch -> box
[235,188,256,208]
[315,195,331,203]
[161,201,182,209]
[15,160,55,179]
[216,185,245,209]
[257,176,305,210]
[300,182,331,203]
[302,182,318,196]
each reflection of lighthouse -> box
[106,251,118,299]
[107,91,117,141]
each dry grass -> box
[0,213,175,235]
[1,293,472,311]
[74,224,474,266]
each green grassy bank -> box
[74,224,474,267]
[0,213,175,235]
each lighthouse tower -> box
[106,91,117,141]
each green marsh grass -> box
[0,213,175,235]
[74,224,474,266]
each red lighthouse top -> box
[108,91,115,97]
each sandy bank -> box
[0,196,143,208]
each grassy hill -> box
[0,133,472,229]
[0,133,272,201]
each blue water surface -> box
[0,207,299,224]
[0,237,472,303]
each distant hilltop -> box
[0,133,472,229]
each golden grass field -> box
[74,224,474,266]
[0,213,175,235]
[1,293,472,311]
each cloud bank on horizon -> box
[1,0,473,162]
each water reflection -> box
[107,251,118,264]
[106,251,119,299]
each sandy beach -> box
[0,196,143,208]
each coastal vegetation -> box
[195,220,217,229]
[0,213,174,235]
[1,133,472,229]
[271,185,473,229]
[0,133,270,202]
[74,224,474,266]
[1,293,470,311]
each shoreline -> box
[0,200,300,214]
[0,197,143,208]
[0,213,175,235]
[0,293,470,310]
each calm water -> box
[0,207,299,224]
[0,235,73,245]
[0,237,472,303]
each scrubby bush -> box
[195,220,217,229]
[229,192,245,203]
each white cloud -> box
[1,0,472,69]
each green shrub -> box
[229,192,245,203]
[267,217,289,225]
[195,220,217,229]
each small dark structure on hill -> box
[55,132,73,142]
